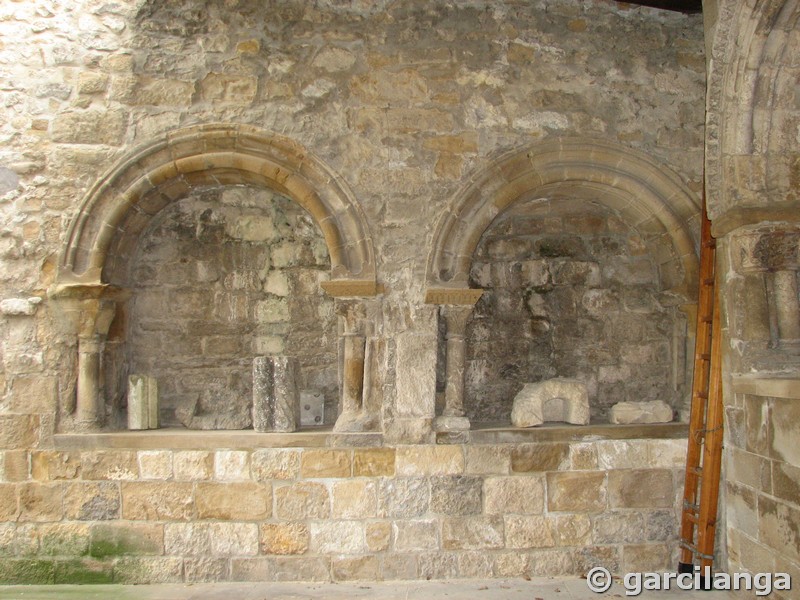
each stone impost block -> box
[252,356,299,433]
[511,378,590,427]
[609,400,674,424]
[127,375,158,430]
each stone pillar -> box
[332,298,379,432]
[253,356,299,432]
[49,284,125,431]
[773,269,800,346]
[425,287,484,433]
[438,305,472,430]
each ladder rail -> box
[678,194,724,572]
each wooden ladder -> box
[678,195,724,575]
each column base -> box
[434,415,471,432]
[333,410,379,433]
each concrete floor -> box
[0,578,740,600]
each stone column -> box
[773,269,800,347]
[49,284,126,431]
[425,287,483,433]
[439,305,472,429]
[331,297,380,432]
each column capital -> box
[424,287,483,306]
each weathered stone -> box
[366,521,391,552]
[607,470,673,509]
[214,450,250,481]
[90,523,163,557]
[173,451,213,481]
[300,449,350,478]
[441,516,504,550]
[547,472,607,512]
[377,478,430,519]
[208,522,259,556]
[464,445,511,475]
[551,514,592,546]
[184,558,228,583]
[251,449,301,481]
[231,556,330,582]
[511,378,590,427]
[121,482,194,521]
[17,483,62,522]
[137,450,172,480]
[63,482,120,521]
[260,523,309,555]
[309,521,366,554]
[114,557,183,584]
[81,451,137,481]
[430,476,483,515]
[274,482,330,520]
[395,445,463,476]
[484,476,545,515]
[393,519,439,552]
[511,444,570,472]
[164,523,210,556]
[31,451,80,482]
[332,555,379,581]
[609,400,673,424]
[596,440,649,470]
[196,482,271,520]
[253,356,300,433]
[127,375,159,430]
[332,480,376,519]
[504,515,555,549]
[593,512,646,544]
[352,448,395,477]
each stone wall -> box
[466,198,683,423]
[116,186,336,430]
[0,435,686,584]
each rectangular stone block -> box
[63,481,120,521]
[127,375,158,430]
[441,516,504,550]
[332,555,379,581]
[251,448,300,481]
[196,482,271,521]
[332,480,376,519]
[253,356,299,433]
[17,483,63,522]
[81,451,138,481]
[113,557,183,584]
[300,449,351,478]
[353,448,395,477]
[274,482,330,520]
[393,519,439,552]
[607,470,673,509]
[465,445,511,475]
[90,522,163,557]
[208,522,259,557]
[309,521,366,554]
[430,476,483,515]
[260,523,309,555]
[184,558,228,583]
[484,475,545,515]
[395,445,464,476]
[31,451,80,482]
[121,482,194,521]
[547,472,607,512]
[504,515,555,549]
[232,556,330,582]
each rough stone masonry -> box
[0,0,713,586]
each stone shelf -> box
[53,422,688,450]
[438,422,688,445]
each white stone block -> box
[609,400,674,424]
[128,375,159,430]
[511,378,590,427]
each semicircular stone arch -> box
[58,123,376,289]
[427,137,701,302]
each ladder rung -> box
[702,278,715,286]
[703,240,716,249]
[697,353,711,361]
[695,391,709,399]
[691,466,703,475]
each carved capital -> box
[441,304,474,336]
[424,287,484,306]
[731,227,800,273]
[321,279,383,298]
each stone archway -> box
[58,123,376,289]
[52,123,378,430]
[425,138,701,428]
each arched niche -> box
[58,123,376,289]
[427,138,700,301]
[52,124,377,430]
[426,138,701,426]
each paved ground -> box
[0,578,740,599]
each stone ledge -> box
[53,428,383,451]
[438,422,688,445]
[730,375,800,399]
